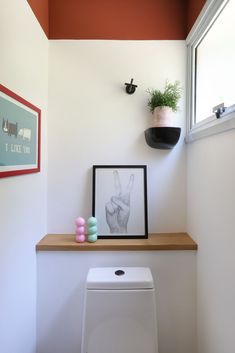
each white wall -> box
[0,1,48,352]
[36,40,197,353]
[187,130,235,353]
[37,251,197,353]
[47,40,187,234]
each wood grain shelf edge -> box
[36,233,197,251]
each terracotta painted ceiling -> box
[27,0,205,40]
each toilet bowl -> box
[81,267,158,353]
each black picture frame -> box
[92,165,148,239]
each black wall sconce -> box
[125,78,137,94]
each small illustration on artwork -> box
[105,170,134,234]
[2,118,18,137]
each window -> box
[186,0,235,142]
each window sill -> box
[185,110,235,143]
[36,233,197,251]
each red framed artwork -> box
[0,84,41,178]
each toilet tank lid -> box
[86,267,154,290]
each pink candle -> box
[75,217,86,243]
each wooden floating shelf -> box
[145,127,181,149]
[36,233,197,251]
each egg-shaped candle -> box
[75,234,86,243]
[75,216,86,243]
[87,216,97,242]
[75,217,85,227]
[76,226,85,235]
[87,217,97,227]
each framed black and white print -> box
[92,165,148,239]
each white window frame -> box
[185,0,235,143]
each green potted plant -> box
[147,80,182,127]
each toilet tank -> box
[81,267,158,353]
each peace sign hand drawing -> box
[105,170,134,234]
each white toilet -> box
[81,267,159,353]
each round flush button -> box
[115,270,125,276]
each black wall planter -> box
[145,127,181,149]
